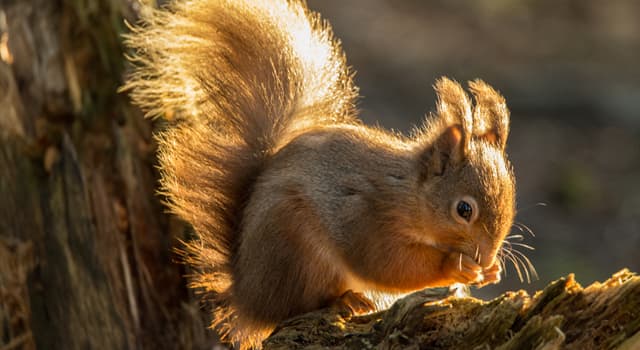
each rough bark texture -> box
[0,0,215,349]
[264,270,640,350]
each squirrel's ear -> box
[433,77,472,153]
[419,125,465,179]
[468,80,510,150]
[419,78,472,178]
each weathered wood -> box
[0,0,215,349]
[264,270,640,349]
[0,238,36,350]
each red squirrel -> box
[123,0,516,348]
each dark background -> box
[308,0,640,298]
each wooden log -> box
[264,270,640,349]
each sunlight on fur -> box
[123,0,517,349]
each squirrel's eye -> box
[451,196,478,225]
[456,201,473,222]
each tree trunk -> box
[0,0,215,349]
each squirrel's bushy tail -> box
[123,0,358,347]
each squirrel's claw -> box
[331,290,376,317]
[442,252,484,285]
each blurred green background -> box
[308,0,640,297]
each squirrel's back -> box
[123,0,358,347]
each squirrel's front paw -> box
[475,261,502,287]
[441,252,484,285]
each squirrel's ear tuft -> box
[417,78,472,180]
[434,78,473,151]
[468,80,510,150]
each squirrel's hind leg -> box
[330,290,377,317]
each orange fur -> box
[123,0,516,349]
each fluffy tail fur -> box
[123,0,358,347]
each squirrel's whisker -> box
[511,248,538,281]
[503,226,536,283]
[512,254,531,283]
[516,202,548,213]
[498,248,507,277]
[499,253,507,277]
[514,221,536,238]
[502,247,524,282]
[505,234,524,241]
[509,242,535,251]
[474,245,479,263]
[511,224,525,235]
